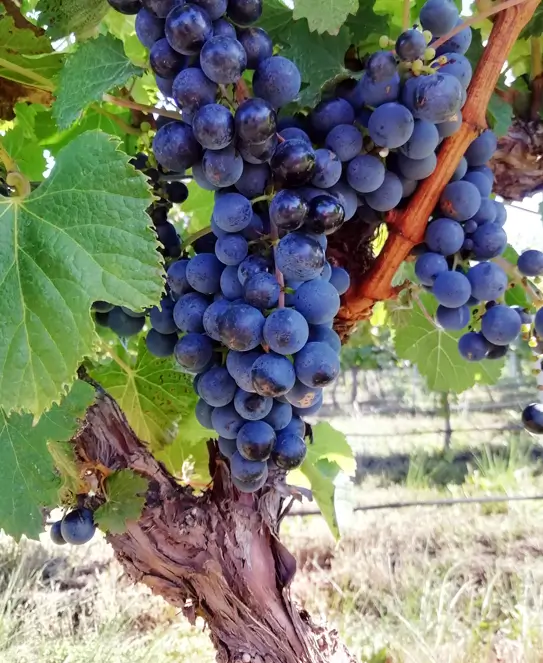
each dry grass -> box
[1,440,543,662]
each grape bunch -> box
[50,508,96,546]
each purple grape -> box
[202,144,244,186]
[235,97,277,144]
[396,29,427,62]
[432,270,471,307]
[518,249,543,277]
[436,304,470,331]
[325,124,363,162]
[271,139,316,187]
[263,308,309,354]
[420,0,459,37]
[200,36,247,83]
[481,304,521,345]
[440,181,481,221]
[174,333,214,371]
[192,103,234,149]
[227,0,262,26]
[275,232,325,281]
[237,27,273,69]
[136,8,165,48]
[425,218,465,256]
[236,421,275,460]
[269,190,308,232]
[172,68,218,118]
[218,303,265,350]
[150,38,186,78]
[253,56,301,108]
[311,149,342,189]
[346,154,385,194]
[365,172,403,212]
[304,195,345,235]
[309,98,355,136]
[165,3,213,55]
[294,342,340,388]
[251,352,296,397]
[458,332,488,361]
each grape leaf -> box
[2,124,45,180]
[487,93,513,138]
[36,0,110,39]
[103,8,148,66]
[393,292,504,392]
[88,338,199,449]
[289,422,355,539]
[53,34,144,129]
[183,180,214,234]
[0,5,63,88]
[521,4,543,39]
[346,0,391,54]
[292,0,358,35]
[0,131,162,417]
[154,415,212,487]
[94,469,148,534]
[47,439,87,496]
[0,380,95,540]
[257,0,292,39]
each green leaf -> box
[292,0,358,35]
[154,414,212,487]
[258,0,293,41]
[2,124,45,180]
[94,469,148,534]
[88,338,199,449]
[183,180,214,234]
[290,422,355,539]
[346,0,391,54]
[0,131,162,417]
[487,93,513,138]
[394,292,504,392]
[0,381,95,540]
[0,6,63,88]
[53,34,144,129]
[36,0,110,39]
[520,5,543,39]
[103,9,148,66]
[48,439,86,497]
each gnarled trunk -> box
[74,394,355,663]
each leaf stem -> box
[0,57,55,91]
[432,0,532,50]
[495,257,543,307]
[0,139,17,173]
[102,94,184,121]
[402,0,411,30]
[99,341,134,375]
[91,104,142,135]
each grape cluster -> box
[50,508,96,546]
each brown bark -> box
[491,118,543,201]
[73,393,355,663]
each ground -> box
[1,377,542,663]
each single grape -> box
[311,149,342,189]
[238,134,278,164]
[399,119,439,159]
[481,304,521,345]
[307,325,341,353]
[522,403,543,435]
[165,3,213,55]
[271,139,316,187]
[156,75,174,98]
[251,353,296,397]
[200,35,247,83]
[305,195,345,235]
[396,29,427,62]
[435,19,472,56]
[438,52,473,89]
[198,366,237,407]
[173,292,210,332]
[212,404,245,439]
[221,265,245,299]
[399,176,418,198]
[359,73,401,107]
[192,104,234,150]
[238,254,270,285]
[50,520,66,545]
[420,0,459,36]
[278,415,306,439]
[415,252,450,288]
[471,223,507,260]
[215,233,248,265]
[218,303,265,350]
[108,307,145,336]
[471,197,496,224]
[285,381,322,409]
[263,400,292,431]
[462,170,492,198]
[226,349,262,392]
[346,154,385,194]
[218,436,238,458]
[397,152,437,181]
[436,304,470,331]
[458,331,488,361]
[275,232,326,281]
[195,398,214,428]
[202,298,230,340]
[324,124,363,162]
[370,102,415,150]
[192,0,227,20]
[465,130,498,167]
[235,98,277,145]
[94,311,110,328]
[269,190,308,232]
[227,0,262,26]
[213,18,236,38]
[150,37,186,78]
[172,68,218,119]
[235,163,270,199]
[292,392,323,417]
[432,270,471,308]
[439,180,481,221]
[279,127,311,143]
[93,301,114,313]
[511,306,533,325]
[408,73,463,123]
[232,465,268,493]
[237,27,273,69]
[366,50,398,83]
[335,78,366,110]
[309,97,355,136]
[153,121,201,171]
[365,172,403,212]
[186,253,224,294]
[329,266,350,295]
[135,8,165,48]
[466,261,508,301]
[175,333,214,371]
[425,218,465,256]
[234,389,273,421]
[243,272,280,309]
[263,308,309,355]
[60,509,95,545]
[120,306,145,318]
[450,155,467,181]
[253,56,301,108]
[471,164,494,183]
[327,181,358,221]
[156,221,181,257]
[107,0,142,13]
[271,434,307,470]
[494,201,507,227]
[167,261,191,301]
[202,145,244,187]
[437,112,462,139]
[236,421,275,461]
[518,249,543,277]
[294,341,340,388]
[293,279,340,325]
[213,192,252,232]
[142,0,177,18]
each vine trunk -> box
[73,394,355,663]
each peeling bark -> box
[491,119,543,201]
[74,394,355,663]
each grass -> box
[1,432,543,662]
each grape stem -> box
[402,0,410,30]
[432,0,533,50]
[339,0,540,323]
[91,104,142,135]
[270,219,285,308]
[103,94,184,121]
[251,194,273,204]
[182,225,212,250]
[494,257,543,307]
[0,139,17,174]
